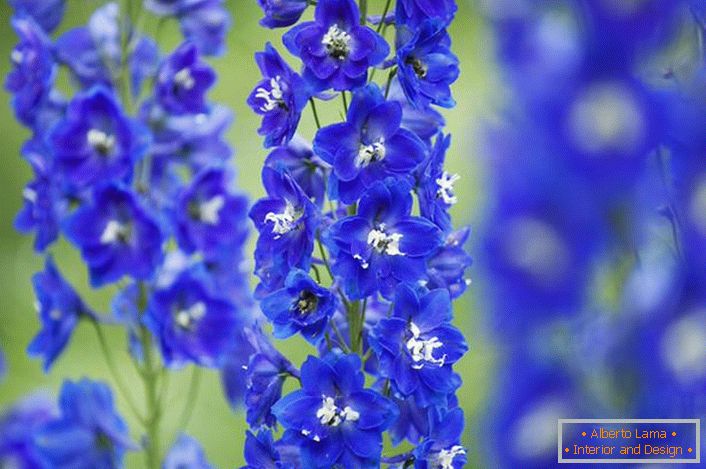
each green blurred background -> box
[0,1,501,466]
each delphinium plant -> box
[244,0,471,467]
[3,0,249,467]
[478,1,706,467]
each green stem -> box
[139,323,161,469]
[376,0,393,33]
[309,98,322,129]
[341,91,349,114]
[330,320,351,353]
[384,67,397,99]
[91,320,145,424]
[359,0,368,25]
[172,367,202,443]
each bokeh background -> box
[0,1,500,466]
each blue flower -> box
[396,19,459,109]
[9,0,65,33]
[28,256,94,372]
[264,137,328,208]
[242,429,295,469]
[326,178,442,299]
[63,184,163,286]
[314,84,427,204]
[250,168,319,296]
[55,3,159,92]
[51,87,148,189]
[5,16,55,128]
[146,0,231,56]
[370,284,466,408]
[164,434,214,469]
[258,0,308,28]
[387,78,446,142]
[417,133,456,231]
[248,43,309,148]
[176,167,249,256]
[0,393,57,467]
[413,408,467,469]
[14,140,70,252]
[111,283,144,363]
[396,0,456,28]
[426,228,473,300]
[387,394,429,446]
[283,0,389,91]
[34,379,134,468]
[146,272,241,368]
[157,42,216,115]
[272,353,398,468]
[261,269,337,344]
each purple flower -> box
[272,353,398,468]
[283,0,389,91]
[157,42,216,115]
[260,269,337,343]
[146,273,241,368]
[27,256,94,372]
[5,15,55,129]
[250,168,319,296]
[248,43,310,148]
[175,167,249,256]
[63,184,163,286]
[258,0,309,28]
[164,434,214,469]
[34,379,135,468]
[50,87,148,189]
[396,19,459,109]
[370,284,466,408]
[9,0,65,33]
[314,84,427,204]
[0,393,57,467]
[326,177,442,299]
[264,137,328,208]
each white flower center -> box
[100,220,130,244]
[356,138,386,167]
[174,67,196,90]
[433,445,466,469]
[49,309,62,320]
[87,129,116,156]
[11,49,23,64]
[436,171,460,205]
[322,24,352,60]
[353,253,370,270]
[255,76,285,112]
[175,301,206,330]
[406,322,446,370]
[315,396,359,427]
[264,201,299,238]
[367,225,404,256]
[198,195,225,225]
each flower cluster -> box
[5,0,251,467]
[245,0,470,467]
[478,2,706,467]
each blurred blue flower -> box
[413,408,466,469]
[258,0,308,28]
[261,269,337,344]
[51,87,149,189]
[34,379,134,469]
[146,272,241,368]
[28,256,94,372]
[370,284,466,408]
[175,167,249,256]
[157,42,216,115]
[242,429,294,469]
[63,184,163,286]
[250,168,319,297]
[326,178,442,300]
[283,0,389,91]
[5,16,55,128]
[0,393,57,468]
[9,0,65,33]
[272,353,398,468]
[264,137,328,208]
[164,434,214,469]
[248,43,309,148]
[396,20,458,109]
[314,84,426,204]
